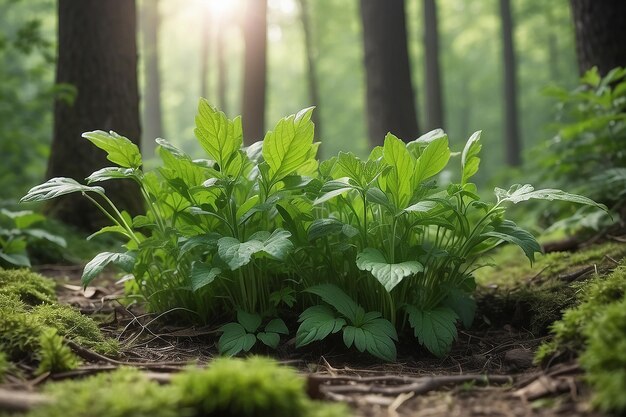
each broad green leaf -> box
[461,131,482,185]
[178,233,221,258]
[305,284,359,322]
[21,178,105,203]
[194,99,243,170]
[443,289,476,329]
[159,143,207,187]
[190,261,221,292]
[307,218,356,241]
[265,318,289,334]
[406,305,458,358]
[410,128,446,145]
[249,229,293,260]
[86,167,138,184]
[237,310,262,333]
[296,305,346,347]
[382,133,416,208]
[414,136,450,184]
[269,288,296,308]
[87,225,130,241]
[257,332,280,349]
[0,251,30,267]
[361,318,398,361]
[23,229,67,248]
[217,237,263,270]
[356,248,423,292]
[262,107,315,183]
[483,219,542,263]
[314,179,354,205]
[82,252,136,287]
[218,323,255,356]
[495,184,606,210]
[402,200,438,214]
[0,209,45,229]
[82,130,142,169]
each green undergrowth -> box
[0,269,118,377]
[474,241,626,333]
[0,351,8,382]
[27,357,348,417]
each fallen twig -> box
[0,389,50,412]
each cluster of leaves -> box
[534,66,626,231]
[0,208,67,268]
[22,101,603,359]
[26,357,348,417]
[535,265,626,413]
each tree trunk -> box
[298,0,322,139]
[360,0,418,146]
[499,0,521,167]
[141,0,163,157]
[47,0,142,231]
[570,0,626,76]
[242,0,267,145]
[423,0,444,132]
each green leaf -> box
[82,252,136,287]
[402,200,438,214]
[237,310,262,333]
[23,229,67,248]
[483,219,542,263]
[262,107,315,184]
[382,133,416,208]
[217,237,263,270]
[269,288,296,308]
[86,167,138,183]
[461,131,482,185]
[356,248,423,292]
[257,332,280,349]
[82,130,142,169]
[495,184,606,210]
[414,136,450,184]
[218,323,255,356]
[249,229,293,260]
[296,305,346,347]
[190,261,221,292]
[87,225,131,241]
[314,180,353,205]
[0,251,30,267]
[443,289,476,329]
[406,305,458,358]
[305,284,359,322]
[20,178,105,203]
[265,318,289,334]
[194,99,243,171]
[307,218,345,241]
[360,317,398,362]
[0,209,45,229]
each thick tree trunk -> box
[47,0,142,231]
[298,0,322,139]
[570,0,626,76]
[499,0,521,167]
[423,0,444,132]
[360,0,418,145]
[141,0,163,157]
[242,0,267,145]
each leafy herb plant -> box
[22,100,603,359]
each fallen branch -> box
[0,389,49,413]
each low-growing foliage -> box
[0,350,8,382]
[0,267,56,305]
[36,328,79,375]
[22,101,603,358]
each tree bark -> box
[298,0,322,139]
[570,0,626,76]
[242,0,267,145]
[141,0,163,157]
[360,0,418,146]
[423,0,444,132]
[499,0,521,166]
[47,0,142,231]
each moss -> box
[27,358,349,417]
[0,294,42,359]
[36,328,80,375]
[579,298,626,413]
[0,268,56,305]
[0,350,8,382]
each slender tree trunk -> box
[359,0,418,145]
[423,0,444,132]
[200,5,211,99]
[217,17,228,115]
[298,0,321,138]
[499,0,521,166]
[242,0,267,145]
[141,0,163,157]
[47,0,142,231]
[570,0,626,76]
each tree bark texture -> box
[242,0,267,145]
[299,0,322,139]
[570,0,626,76]
[360,0,419,146]
[47,0,142,231]
[499,0,521,166]
[141,0,163,157]
[423,0,444,132]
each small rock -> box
[504,348,534,370]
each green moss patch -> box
[0,268,56,305]
[27,358,349,417]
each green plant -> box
[22,102,603,359]
[0,208,66,267]
[36,328,79,375]
[218,310,289,356]
[0,350,8,382]
[0,267,56,305]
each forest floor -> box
[3,239,625,417]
